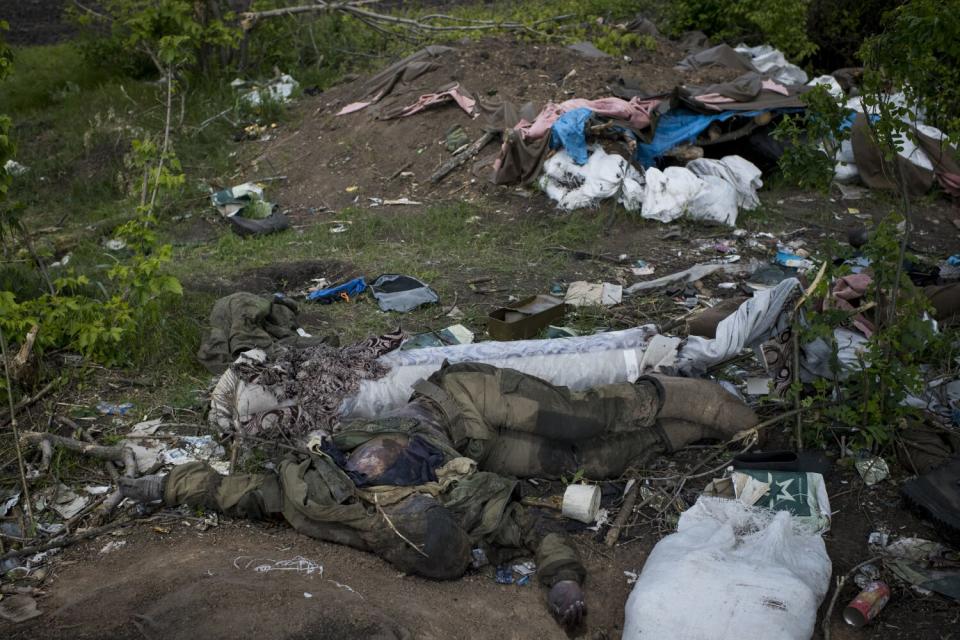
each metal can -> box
[843,580,891,627]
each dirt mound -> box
[253,36,738,218]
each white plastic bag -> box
[540,147,644,211]
[688,175,739,226]
[686,155,763,210]
[735,44,808,85]
[807,75,844,100]
[622,497,832,640]
[641,166,704,223]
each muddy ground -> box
[4,31,960,640]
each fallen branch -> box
[21,431,138,477]
[1,326,36,534]
[0,377,59,427]
[430,131,495,183]
[822,556,882,640]
[0,519,134,562]
[604,479,639,547]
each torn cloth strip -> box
[335,45,455,115]
[381,83,477,120]
[635,107,799,167]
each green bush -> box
[667,0,817,61]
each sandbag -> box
[686,155,763,210]
[688,175,739,226]
[641,166,704,223]
[539,146,644,212]
[622,497,831,640]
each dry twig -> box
[1,326,36,534]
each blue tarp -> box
[549,108,593,165]
[636,107,802,167]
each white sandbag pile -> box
[622,496,832,640]
[539,146,645,212]
[735,44,809,86]
[540,148,762,227]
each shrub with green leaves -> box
[772,85,851,192]
[667,0,817,61]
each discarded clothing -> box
[336,45,455,115]
[626,263,735,295]
[539,146,644,211]
[676,278,802,375]
[197,292,331,374]
[211,182,289,237]
[369,274,439,312]
[675,44,755,74]
[516,97,660,141]
[380,82,476,120]
[550,108,594,165]
[679,73,808,114]
[306,276,367,304]
[828,273,875,336]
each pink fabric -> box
[829,273,875,336]
[337,101,373,116]
[392,84,476,119]
[693,93,736,111]
[761,79,790,96]
[515,97,660,140]
[936,172,960,197]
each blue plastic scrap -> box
[495,565,514,584]
[636,107,801,167]
[306,277,367,303]
[550,108,594,165]
[948,255,960,267]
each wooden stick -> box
[822,556,882,640]
[430,131,495,183]
[1,326,35,534]
[605,479,639,547]
[0,377,58,427]
[0,519,134,562]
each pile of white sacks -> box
[539,146,762,227]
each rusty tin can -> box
[843,580,891,627]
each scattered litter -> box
[775,251,814,270]
[471,547,489,568]
[0,490,20,518]
[210,182,288,237]
[868,531,890,547]
[512,561,536,577]
[3,159,29,177]
[329,223,350,233]
[488,294,566,341]
[564,281,622,307]
[843,581,890,627]
[240,73,298,106]
[306,277,366,303]
[401,325,474,350]
[97,401,134,416]
[624,570,639,585]
[0,594,42,623]
[495,565,514,584]
[233,555,323,576]
[345,185,359,193]
[561,484,601,523]
[745,377,772,396]
[855,457,890,485]
[369,274,439,312]
[632,260,655,276]
[50,484,90,520]
[328,579,364,598]
[853,564,882,590]
[369,197,423,206]
[587,508,610,531]
[99,540,127,554]
[304,592,313,598]
[104,238,127,251]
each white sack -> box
[807,74,844,100]
[540,147,644,212]
[622,497,831,640]
[688,175,739,226]
[686,155,763,210]
[641,166,704,223]
[735,44,808,85]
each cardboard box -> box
[487,294,566,341]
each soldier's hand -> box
[548,580,586,628]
